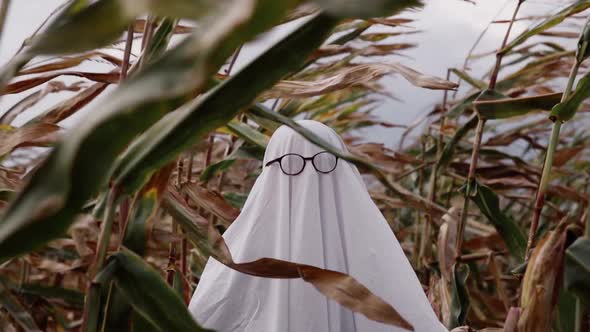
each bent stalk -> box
[455,0,524,258]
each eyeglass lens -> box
[312,151,337,173]
[280,154,305,175]
[279,152,337,175]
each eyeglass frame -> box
[264,151,339,176]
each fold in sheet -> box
[189,120,448,332]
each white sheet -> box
[189,120,448,332]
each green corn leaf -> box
[550,71,590,122]
[124,190,158,256]
[0,0,299,263]
[110,249,211,332]
[447,90,481,119]
[468,182,527,260]
[200,159,236,183]
[85,259,119,332]
[110,13,339,195]
[450,68,487,90]
[565,236,590,303]
[474,92,562,120]
[555,290,577,332]
[226,121,269,148]
[437,89,504,165]
[501,1,590,56]
[162,191,217,259]
[107,166,173,330]
[438,114,478,170]
[17,283,85,308]
[448,263,470,329]
[223,192,249,209]
[141,17,180,66]
[131,310,161,332]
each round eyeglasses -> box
[265,151,338,176]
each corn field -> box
[0,0,590,331]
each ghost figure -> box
[189,120,448,332]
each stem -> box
[416,139,427,268]
[140,16,156,51]
[216,47,243,190]
[420,70,453,267]
[120,24,134,80]
[115,25,134,240]
[90,187,119,277]
[166,157,184,286]
[455,0,524,258]
[182,153,194,286]
[455,117,486,258]
[455,0,512,99]
[423,69,452,249]
[525,60,581,259]
[489,0,523,90]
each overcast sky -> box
[0,0,579,147]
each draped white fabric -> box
[188,120,448,332]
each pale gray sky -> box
[0,0,580,147]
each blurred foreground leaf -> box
[110,249,211,332]
[110,13,338,195]
[0,0,300,262]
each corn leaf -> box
[565,236,590,304]
[200,159,236,183]
[438,114,478,170]
[468,182,527,260]
[550,70,590,121]
[501,1,590,55]
[448,263,470,329]
[110,249,211,332]
[226,121,269,148]
[475,92,562,120]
